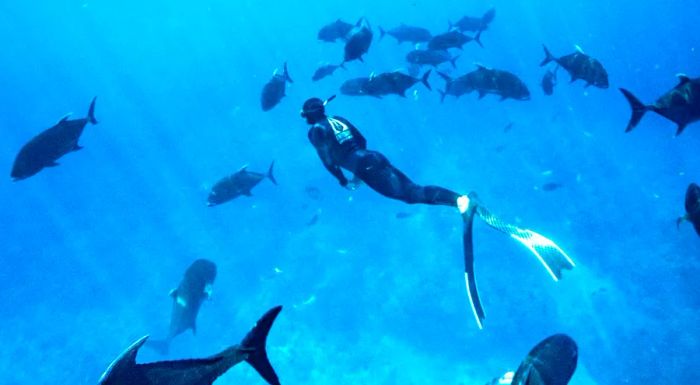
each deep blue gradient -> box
[1,1,698,384]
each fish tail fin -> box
[379,26,386,40]
[450,55,460,68]
[421,70,432,91]
[143,338,170,356]
[437,71,451,82]
[283,62,293,83]
[240,306,283,385]
[438,90,447,103]
[474,30,483,48]
[619,88,648,133]
[540,45,555,67]
[267,161,277,185]
[87,96,98,125]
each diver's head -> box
[301,95,335,124]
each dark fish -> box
[340,77,374,97]
[437,72,474,101]
[318,19,353,42]
[365,70,432,97]
[261,63,293,111]
[304,186,322,200]
[343,18,373,63]
[541,182,563,191]
[542,67,558,96]
[395,212,413,219]
[510,334,578,385]
[312,63,346,82]
[306,213,319,226]
[207,162,277,207]
[11,97,97,181]
[540,46,608,89]
[503,122,514,133]
[406,49,459,68]
[99,306,283,385]
[620,74,700,136]
[441,64,530,101]
[146,259,217,355]
[677,182,700,236]
[450,8,496,33]
[428,30,482,50]
[379,24,432,44]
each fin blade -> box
[619,88,648,133]
[87,96,98,125]
[267,161,277,185]
[241,306,283,385]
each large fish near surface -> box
[311,63,345,82]
[540,45,608,89]
[442,64,530,101]
[619,74,700,136]
[379,24,432,44]
[99,306,283,385]
[450,8,496,33]
[406,49,459,68]
[207,162,277,207]
[343,18,373,64]
[318,19,354,42]
[428,30,482,50]
[261,63,293,111]
[677,183,700,236]
[146,259,217,355]
[11,97,98,181]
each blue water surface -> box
[1,0,698,384]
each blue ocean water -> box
[1,0,699,384]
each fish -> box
[98,306,283,385]
[261,63,293,111]
[318,19,353,42]
[11,97,97,181]
[207,162,277,207]
[311,63,345,82]
[343,18,373,63]
[406,49,459,68]
[540,45,608,89]
[541,67,558,96]
[304,186,322,200]
[677,183,700,236]
[146,259,217,355]
[620,74,700,136]
[364,70,432,97]
[449,8,496,33]
[509,334,578,385]
[437,72,475,101]
[428,30,482,50]
[340,77,375,97]
[541,182,563,191]
[441,64,530,101]
[379,24,432,44]
[503,122,514,133]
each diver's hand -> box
[345,176,362,191]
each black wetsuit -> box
[308,115,460,207]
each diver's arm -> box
[308,126,348,186]
[322,160,349,187]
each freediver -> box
[300,96,575,329]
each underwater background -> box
[1,0,699,384]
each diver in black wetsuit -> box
[300,96,575,330]
[301,96,471,212]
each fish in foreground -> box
[440,64,530,101]
[540,45,608,89]
[378,24,432,44]
[677,182,700,236]
[208,162,277,207]
[145,259,217,355]
[98,306,283,385]
[486,334,578,385]
[619,74,700,136]
[11,97,98,181]
[365,70,432,97]
[261,63,293,111]
[312,63,345,82]
[318,19,353,42]
[343,18,373,63]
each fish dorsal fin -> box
[169,288,178,298]
[238,164,249,172]
[57,113,73,124]
[574,44,584,54]
[99,336,149,384]
[474,62,490,70]
[676,73,691,85]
